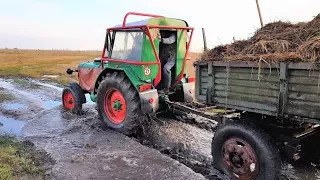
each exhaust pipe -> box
[202,28,207,51]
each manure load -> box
[199,14,319,62]
[195,14,320,120]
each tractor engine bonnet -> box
[78,67,103,93]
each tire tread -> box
[212,121,281,180]
[96,72,143,135]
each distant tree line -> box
[2,47,101,52]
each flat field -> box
[0,49,199,85]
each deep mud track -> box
[1,77,320,180]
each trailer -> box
[180,59,320,179]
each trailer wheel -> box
[96,72,143,135]
[212,122,281,180]
[62,84,84,115]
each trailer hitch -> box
[164,100,223,124]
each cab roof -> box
[112,17,189,29]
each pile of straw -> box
[200,14,320,62]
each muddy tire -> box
[62,83,85,115]
[96,72,143,135]
[211,121,281,180]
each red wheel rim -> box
[221,137,259,179]
[63,91,75,110]
[104,88,127,124]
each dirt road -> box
[0,78,206,180]
[1,77,320,180]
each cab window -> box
[111,31,143,62]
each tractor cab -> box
[63,12,195,135]
[100,12,195,98]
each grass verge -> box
[11,78,42,89]
[0,137,54,180]
[0,92,15,102]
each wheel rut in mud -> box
[127,112,320,180]
[128,114,231,180]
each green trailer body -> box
[195,60,320,121]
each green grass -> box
[0,92,15,102]
[0,49,199,86]
[12,78,41,89]
[0,137,44,180]
[0,49,101,85]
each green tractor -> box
[62,12,195,135]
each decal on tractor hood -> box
[144,66,151,76]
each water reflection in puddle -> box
[0,116,25,136]
[42,74,60,78]
[0,78,95,110]
[33,81,95,105]
[40,98,94,109]
[3,103,26,110]
[43,100,61,109]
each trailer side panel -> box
[286,69,320,119]
[196,61,320,121]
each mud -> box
[23,107,206,180]
[0,77,206,180]
[131,116,229,180]
[134,114,320,180]
[1,77,320,179]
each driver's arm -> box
[161,34,176,44]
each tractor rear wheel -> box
[96,72,143,135]
[211,121,281,180]
[62,83,85,115]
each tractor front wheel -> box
[62,83,85,115]
[96,72,143,135]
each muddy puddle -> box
[42,74,60,78]
[1,77,320,179]
[0,116,25,136]
[3,103,26,110]
[0,78,96,136]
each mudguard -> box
[182,82,195,102]
[139,89,159,113]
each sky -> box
[0,0,319,52]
